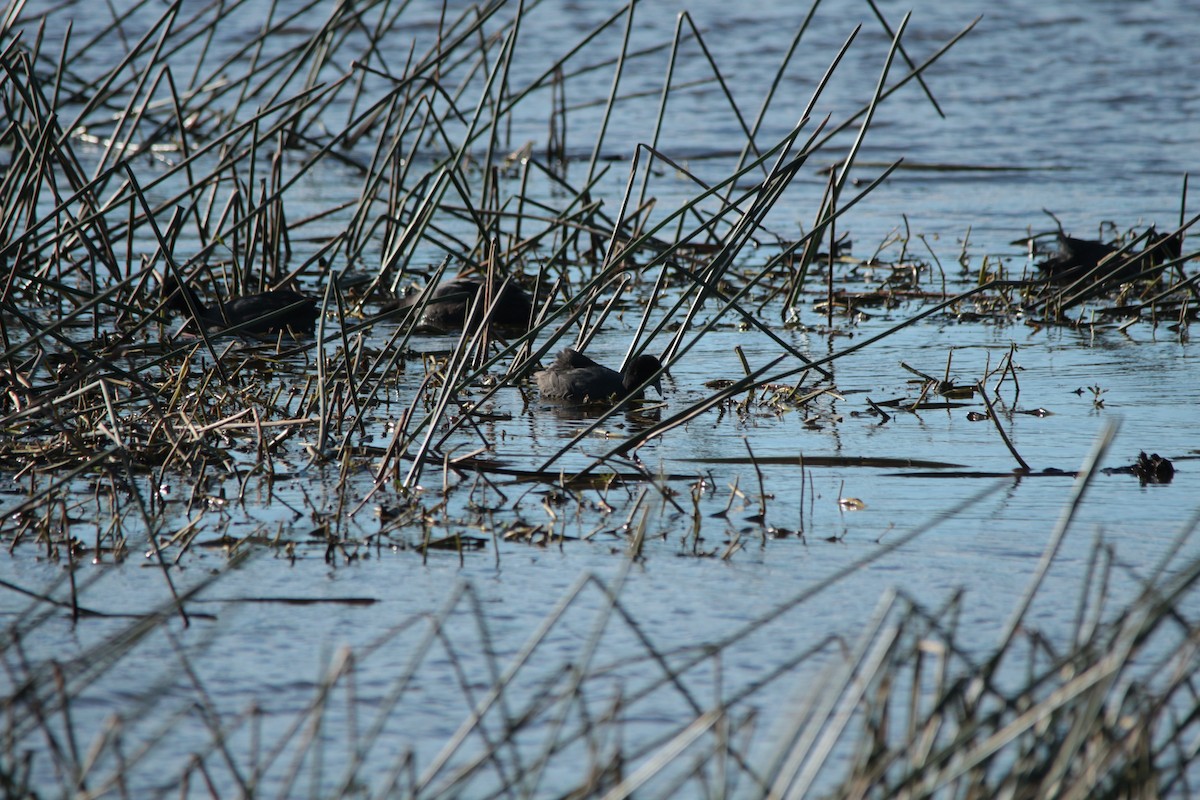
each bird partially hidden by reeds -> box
[161,274,319,335]
[390,277,533,333]
[1036,228,1183,284]
[1035,234,1117,282]
[535,349,664,404]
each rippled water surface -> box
[3,0,1199,795]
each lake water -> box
[2,0,1199,796]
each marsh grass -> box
[4,436,1199,797]
[0,0,995,563]
[1,0,1198,795]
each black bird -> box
[1038,229,1185,284]
[1036,234,1119,282]
[535,349,664,404]
[1141,227,1184,270]
[393,277,533,332]
[161,274,319,335]
[1132,451,1175,485]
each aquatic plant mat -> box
[1,0,1198,795]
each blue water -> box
[2,0,1199,795]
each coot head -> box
[1142,227,1184,268]
[624,354,665,397]
[160,274,203,316]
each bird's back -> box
[535,349,624,401]
[214,290,318,334]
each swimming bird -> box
[1036,234,1119,282]
[535,349,664,404]
[1037,229,1184,284]
[161,274,319,335]
[393,277,533,332]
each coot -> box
[1142,227,1184,269]
[1038,230,1184,284]
[535,349,664,404]
[394,277,533,332]
[162,274,319,335]
[1036,234,1118,282]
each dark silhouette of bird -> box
[1037,228,1185,284]
[535,348,664,404]
[161,274,319,335]
[1036,234,1119,282]
[1141,227,1184,271]
[391,277,534,333]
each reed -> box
[0,0,1196,794]
[5,438,1197,797]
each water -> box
[2,0,1199,795]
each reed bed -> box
[0,0,993,557]
[0,0,1188,557]
[0,0,1197,795]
